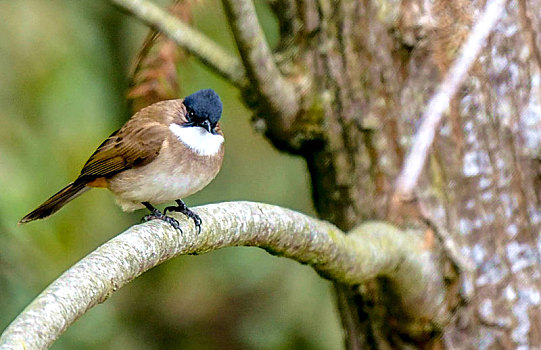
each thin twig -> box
[222,0,299,120]
[110,0,247,87]
[0,202,446,349]
[393,0,507,201]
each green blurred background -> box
[0,0,343,348]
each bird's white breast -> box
[108,140,222,212]
[169,124,224,156]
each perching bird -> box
[19,89,224,232]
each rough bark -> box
[258,0,541,348]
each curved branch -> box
[0,202,447,349]
[110,0,247,87]
[222,0,300,120]
[392,0,507,201]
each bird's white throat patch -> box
[169,123,223,156]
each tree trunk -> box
[253,0,541,348]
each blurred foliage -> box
[0,0,342,349]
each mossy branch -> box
[110,0,247,87]
[222,0,299,121]
[0,201,447,349]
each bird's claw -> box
[164,200,202,234]
[142,213,182,232]
[179,209,201,234]
[192,215,202,234]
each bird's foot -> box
[141,202,181,232]
[142,212,181,231]
[164,199,202,234]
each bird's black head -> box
[183,89,222,133]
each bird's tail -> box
[19,182,90,224]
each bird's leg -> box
[164,199,202,234]
[141,201,181,231]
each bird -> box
[19,89,225,232]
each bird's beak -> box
[200,119,212,133]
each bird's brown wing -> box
[76,120,168,182]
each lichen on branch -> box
[0,201,446,350]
